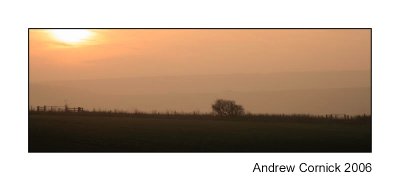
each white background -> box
[0,0,399,180]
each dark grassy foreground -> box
[29,112,371,152]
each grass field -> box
[28,112,371,152]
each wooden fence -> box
[325,114,351,119]
[32,105,84,112]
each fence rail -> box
[325,114,355,120]
[31,105,84,112]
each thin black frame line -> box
[28,28,372,153]
[29,28,371,30]
[370,29,373,152]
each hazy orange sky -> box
[29,29,371,114]
[29,29,371,82]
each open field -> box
[28,112,371,152]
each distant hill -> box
[29,71,371,115]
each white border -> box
[1,0,399,180]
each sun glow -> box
[50,29,93,44]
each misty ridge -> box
[29,70,371,115]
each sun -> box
[50,29,93,44]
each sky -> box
[29,29,371,114]
[29,29,371,82]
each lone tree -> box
[212,99,245,116]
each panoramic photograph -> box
[28,29,371,152]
